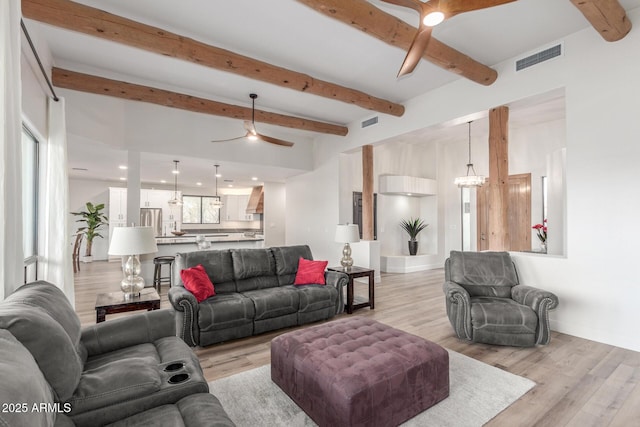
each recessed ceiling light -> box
[215,173,222,178]
[160,180,167,184]
[119,177,126,181]
[118,165,128,170]
[172,170,180,175]
[407,193,412,196]
[228,184,233,187]
[251,177,258,181]
[196,182,202,186]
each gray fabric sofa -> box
[443,250,559,347]
[0,281,235,427]
[168,245,348,347]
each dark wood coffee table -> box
[95,288,161,323]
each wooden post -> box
[362,145,374,241]
[488,106,510,251]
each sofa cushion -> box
[0,304,82,402]
[180,264,216,302]
[198,293,255,332]
[296,284,339,313]
[294,258,328,286]
[272,245,313,286]
[231,248,279,292]
[242,286,300,321]
[449,251,518,297]
[105,393,235,427]
[470,297,537,338]
[0,329,56,427]
[175,250,236,294]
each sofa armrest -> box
[168,286,199,347]
[443,281,472,340]
[81,309,175,357]
[325,270,348,315]
[511,284,559,345]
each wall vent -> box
[516,44,562,71]
[362,116,379,128]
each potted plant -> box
[400,217,428,256]
[71,202,109,262]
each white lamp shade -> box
[108,226,158,255]
[335,224,360,243]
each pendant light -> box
[167,160,183,207]
[454,121,486,188]
[211,164,223,209]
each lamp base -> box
[121,255,145,299]
[340,243,354,270]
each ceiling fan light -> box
[247,134,259,141]
[423,11,445,27]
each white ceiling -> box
[24,0,640,186]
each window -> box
[182,195,221,224]
[22,126,39,283]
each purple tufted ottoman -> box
[271,317,449,427]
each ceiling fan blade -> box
[210,135,246,143]
[257,133,294,147]
[243,120,257,136]
[397,26,433,77]
[443,0,517,18]
[379,0,426,14]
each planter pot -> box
[408,241,418,256]
[81,256,93,263]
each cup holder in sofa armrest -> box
[164,362,186,372]
[168,373,190,384]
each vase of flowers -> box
[532,219,547,252]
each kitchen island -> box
[139,233,264,285]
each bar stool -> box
[153,256,175,294]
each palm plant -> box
[71,202,109,257]
[400,217,428,241]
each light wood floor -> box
[74,261,640,426]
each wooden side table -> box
[327,266,375,314]
[95,288,161,323]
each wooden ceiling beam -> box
[52,68,348,136]
[570,0,631,42]
[22,0,404,117]
[296,0,497,85]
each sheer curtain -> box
[40,96,74,306]
[0,0,24,300]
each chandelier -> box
[454,121,486,188]
[211,164,223,209]
[167,160,183,206]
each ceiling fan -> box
[211,93,294,147]
[382,0,516,77]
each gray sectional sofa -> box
[0,281,234,427]
[169,245,348,347]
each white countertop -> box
[156,233,263,245]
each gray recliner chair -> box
[443,251,559,347]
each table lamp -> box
[108,226,158,299]
[335,224,360,270]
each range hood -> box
[246,186,264,214]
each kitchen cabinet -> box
[109,187,127,224]
[222,194,254,221]
[140,189,172,208]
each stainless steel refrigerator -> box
[140,208,163,237]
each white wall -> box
[263,181,286,247]
[287,8,640,352]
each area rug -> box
[208,350,535,426]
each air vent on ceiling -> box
[516,43,562,72]
[362,116,379,128]
[71,167,88,171]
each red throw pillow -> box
[180,264,215,302]
[294,257,328,286]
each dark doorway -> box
[352,192,377,240]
